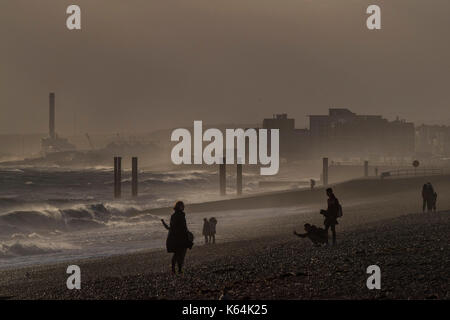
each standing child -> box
[202,218,210,244]
[208,217,217,244]
[432,192,438,212]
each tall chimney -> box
[49,92,55,139]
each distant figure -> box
[310,179,316,190]
[208,217,217,244]
[422,183,429,212]
[320,188,342,245]
[422,182,436,213]
[161,201,193,274]
[375,167,378,176]
[202,218,210,244]
[294,223,327,246]
[432,191,438,212]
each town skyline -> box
[0,103,444,136]
[2,0,450,135]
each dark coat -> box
[166,210,192,253]
[202,220,210,236]
[422,184,435,200]
[324,194,340,226]
[209,217,217,235]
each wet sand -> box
[0,175,449,300]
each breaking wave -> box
[0,202,158,236]
[0,238,77,258]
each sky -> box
[1,0,449,135]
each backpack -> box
[337,203,343,218]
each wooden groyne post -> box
[237,163,243,195]
[132,157,138,197]
[220,157,226,196]
[114,156,122,198]
[322,157,328,186]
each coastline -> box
[148,174,450,215]
[1,174,449,299]
[0,212,448,300]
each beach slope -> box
[0,211,448,300]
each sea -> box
[0,165,312,269]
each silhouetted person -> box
[161,201,193,274]
[432,192,437,212]
[320,187,341,245]
[422,182,435,212]
[209,217,217,244]
[202,218,210,244]
[427,183,436,212]
[294,223,327,246]
[310,179,316,190]
[432,191,438,212]
[422,184,427,212]
[422,183,430,212]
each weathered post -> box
[132,157,138,197]
[114,156,122,198]
[322,157,328,186]
[220,157,226,196]
[364,160,369,177]
[114,157,118,198]
[237,163,243,195]
[118,157,121,198]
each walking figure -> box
[320,188,342,246]
[161,201,194,274]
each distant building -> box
[261,109,415,161]
[308,108,415,160]
[415,125,450,156]
[262,114,310,160]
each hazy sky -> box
[1,0,449,135]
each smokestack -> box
[49,93,55,139]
